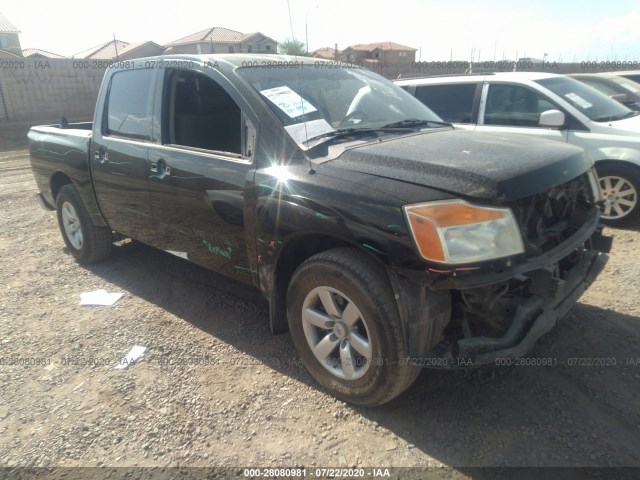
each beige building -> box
[310,46,341,61]
[343,41,416,65]
[0,12,22,57]
[164,27,277,55]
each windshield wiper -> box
[303,127,381,145]
[618,110,640,120]
[382,118,452,129]
[303,119,451,146]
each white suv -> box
[396,72,640,227]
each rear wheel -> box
[596,163,640,227]
[287,248,420,406]
[56,184,112,263]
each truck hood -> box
[327,129,591,201]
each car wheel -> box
[596,164,640,227]
[56,184,112,263]
[287,248,420,406]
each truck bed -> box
[28,122,94,210]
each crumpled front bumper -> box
[409,226,611,369]
[457,248,608,365]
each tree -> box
[278,38,307,56]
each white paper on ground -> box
[115,345,147,370]
[79,289,123,306]
[166,250,189,259]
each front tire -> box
[56,184,112,263]
[596,163,640,227]
[287,248,420,406]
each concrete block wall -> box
[0,58,634,124]
[0,59,105,124]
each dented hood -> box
[327,129,592,201]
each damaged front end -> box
[393,172,612,368]
[449,238,607,365]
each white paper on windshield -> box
[564,93,593,109]
[284,119,335,150]
[620,83,640,93]
[260,86,318,118]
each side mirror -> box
[539,109,565,128]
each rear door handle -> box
[151,159,170,178]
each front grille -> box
[510,173,596,256]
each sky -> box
[3,0,640,61]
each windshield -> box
[237,65,443,149]
[609,77,640,99]
[536,76,632,122]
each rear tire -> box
[596,163,640,228]
[56,184,112,263]
[287,248,420,406]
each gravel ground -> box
[0,136,639,479]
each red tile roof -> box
[116,41,164,57]
[166,27,245,46]
[72,39,130,59]
[311,47,340,59]
[166,27,276,47]
[22,48,65,58]
[347,41,416,52]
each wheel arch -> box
[594,159,640,226]
[50,171,73,201]
[594,158,640,175]
[267,232,450,360]
[49,171,110,228]
[266,233,388,334]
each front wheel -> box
[56,184,112,263]
[596,163,640,227]
[287,248,420,406]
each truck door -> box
[91,67,157,243]
[147,67,257,283]
[476,82,569,143]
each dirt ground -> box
[1,127,639,479]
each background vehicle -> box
[397,72,640,227]
[569,73,640,111]
[608,70,640,83]
[29,56,610,405]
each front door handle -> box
[151,159,170,178]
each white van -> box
[397,72,640,226]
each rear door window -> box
[414,83,477,123]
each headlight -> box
[404,200,525,264]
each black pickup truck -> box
[29,55,611,406]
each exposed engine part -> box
[511,174,594,256]
[461,281,513,332]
